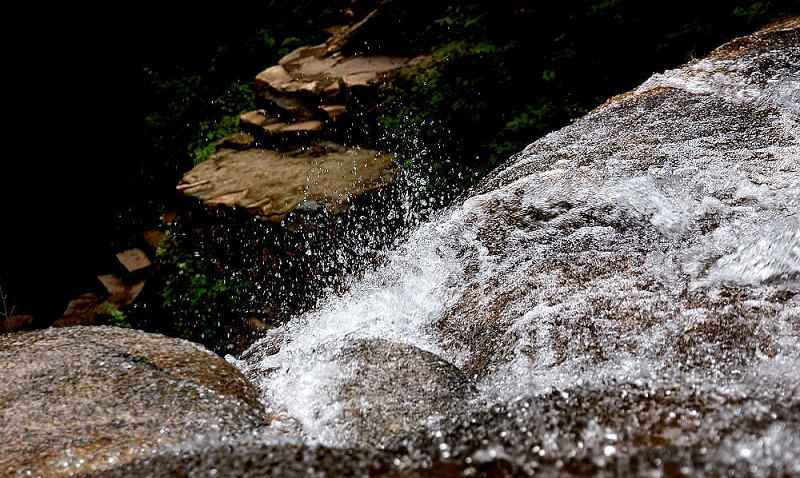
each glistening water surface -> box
[232,21,799,475]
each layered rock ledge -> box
[178,6,424,221]
[179,143,397,221]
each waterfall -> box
[231,20,800,473]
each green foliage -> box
[156,233,252,347]
[108,309,132,329]
[186,81,254,165]
[733,1,771,20]
[376,0,787,201]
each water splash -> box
[233,20,800,474]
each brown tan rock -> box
[97,274,146,307]
[115,248,151,273]
[141,229,166,251]
[178,143,397,219]
[320,104,348,121]
[216,132,255,151]
[258,53,410,98]
[240,110,279,128]
[254,89,318,121]
[53,292,100,327]
[253,10,411,121]
[322,7,379,54]
[281,120,325,132]
[0,314,34,333]
[0,326,269,476]
[240,115,326,139]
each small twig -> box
[0,284,15,323]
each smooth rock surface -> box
[114,248,151,273]
[0,326,269,477]
[178,143,397,219]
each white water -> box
[233,22,800,473]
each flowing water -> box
[230,22,799,475]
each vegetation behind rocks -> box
[37,0,798,353]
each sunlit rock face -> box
[233,18,800,475]
[178,144,397,220]
[0,327,269,477]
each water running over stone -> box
[233,18,800,475]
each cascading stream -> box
[232,19,799,474]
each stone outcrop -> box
[0,314,34,333]
[328,339,477,447]
[52,292,102,327]
[179,143,397,221]
[178,6,423,220]
[0,326,269,477]
[248,6,412,130]
[53,225,170,330]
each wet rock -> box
[0,314,34,333]
[239,109,282,130]
[0,326,268,477]
[178,143,397,219]
[215,132,255,151]
[92,442,400,478]
[237,338,474,448]
[435,17,800,377]
[332,339,475,447]
[53,292,100,327]
[320,104,348,122]
[96,274,145,307]
[115,248,151,274]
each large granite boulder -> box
[0,326,269,477]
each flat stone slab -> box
[97,274,146,306]
[115,248,151,273]
[178,143,397,219]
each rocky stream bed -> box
[1,17,799,477]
